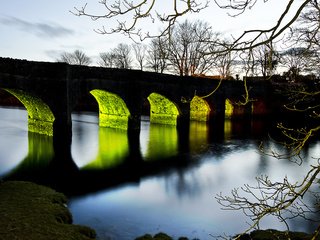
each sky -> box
[0,1,301,65]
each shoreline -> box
[1,180,318,240]
[0,180,96,240]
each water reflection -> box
[224,118,253,140]
[141,123,178,161]
[5,132,54,177]
[189,121,208,154]
[1,107,320,240]
[82,127,129,170]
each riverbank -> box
[135,229,319,240]
[1,180,318,240]
[0,180,96,240]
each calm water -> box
[0,106,319,239]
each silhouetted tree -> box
[289,0,320,77]
[280,47,314,81]
[112,43,132,69]
[98,52,116,68]
[132,43,147,70]
[146,37,168,73]
[165,19,218,76]
[99,43,132,69]
[58,49,91,66]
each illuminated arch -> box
[4,89,55,136]
[225,99,234,119]
[190,96,210,121]
[147,93,179,125]
[90,89,130,130]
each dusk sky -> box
[1,1,299,65]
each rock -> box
[0,181,96,240]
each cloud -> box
[0,16,74,38]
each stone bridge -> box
[0,57,272,137]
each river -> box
[0,106,319,239]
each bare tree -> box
[215,52,235,78]
[112,43,132,69]
[72,1,311,51]
[280,47,314,80]
[237,42,279,78]
[146,37,168,73]
[165,19,218,76]
[98,44,132,69]
[72,0,209,40]
[252,40,279,78]
[213,39,238,78]
[132,43,147,70]
[98,52,117,68]
[58,49,92,66]
[289,0,320,77]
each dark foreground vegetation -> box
[0,181,96,240]
[135,230,320,240]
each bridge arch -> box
[147,93,180,125]
[225,99,234,118]
[225,98,253,119]
[3,88,55,136]
[90,89,131,130]
[190,96,211,121]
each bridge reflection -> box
[82,127,128,170]
[2,113,267,197]
[142,124,178,161]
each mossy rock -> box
[238,229,320,240]
[135,232,194,240]
[135,232,173,240]
[0,181,96,240]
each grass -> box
[0,181,96,240]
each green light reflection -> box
[148,93,179,125]
[90,89,130,130]
[8,132,54,174]
[190,96,210,121]
[224,119,232,140]
[4,89,55,136]
[143,123,178,161]
[82,127,128,170]
[189,121,208,153]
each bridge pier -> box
[176,102,191,153]
[206,95,226,122]
[52,118,72,162]
[127,114,143,159]
[128,115,141,131]
[205,96,226,141]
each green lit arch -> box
[190,96,211,121]
[225,99,234,119]
[90,89,130,130]
[147,93,179,125]
[4,89,55,136]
